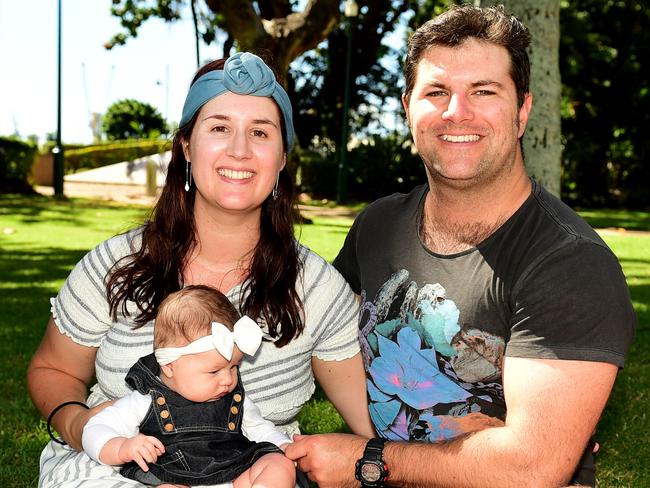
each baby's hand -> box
[118,434,165,472]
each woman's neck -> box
[185,202,262,292]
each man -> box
[285,5,635,487]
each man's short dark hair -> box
[403,5,531,107]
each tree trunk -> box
[479,0,562,196]
[204,0,341,87]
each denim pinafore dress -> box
[120,353,281,486]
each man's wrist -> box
[355,437,389,487]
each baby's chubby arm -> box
[82,390,164,470]
[100,433,165,472]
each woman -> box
[27,52,374,487]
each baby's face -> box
[165,347,244,402]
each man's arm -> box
[286,356,617,488]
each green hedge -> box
[62,139,172,173]
[0,136,38,183]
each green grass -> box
[296,216,354,262]
[576,208,650,232]
[590,233,650,486]
[0,194,647,487]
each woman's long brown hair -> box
[106,58,304,347]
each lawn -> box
[0,194,648,487]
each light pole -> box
[336,0,358,204]
[54,0,65,198]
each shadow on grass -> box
[578,208,650,231]
[0,194,149,227]
[0,245,95,487]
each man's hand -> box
[103,434,165,472]
[284,433,366,488]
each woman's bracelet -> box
[46,401,89,445]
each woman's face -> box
[183,91,286,216]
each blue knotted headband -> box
[180,52,295,150]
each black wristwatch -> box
[355,437,388,487]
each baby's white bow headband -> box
[154,316,262,365]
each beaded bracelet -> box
[46,401,89,445]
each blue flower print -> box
[367,380,402,434]
[369,327,472,410]
[418,298,460,356]
[417,412,461,442]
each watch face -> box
[361,462,382,482]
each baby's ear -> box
[160,363,174,379]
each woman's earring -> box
[185,161,192,192]
[272,173,279,200]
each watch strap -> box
[355,437,388,487]
[364,437,386,462]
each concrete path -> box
[64,152,171,187]
[37,152,170,206]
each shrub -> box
[0,136,38,193]
[102,99,167,140]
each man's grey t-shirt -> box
[334,181,635,484]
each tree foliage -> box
[106,1,650,208]
[101,99,168,141]
[560,0,650,208]
[292,0,416,148]
[107,0,342,84]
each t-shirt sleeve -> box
[507,239,636,367]
[241,396,291,447]
[333,215,362,294]
[301,249,361,361]
[51,232,138,346]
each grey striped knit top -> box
[50,227,361,434]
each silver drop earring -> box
[184,161,192,192]
[272,173,279,200]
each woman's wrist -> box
[47,401,89,449]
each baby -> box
[82,285,296,488]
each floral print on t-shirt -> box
[360,269,506,442]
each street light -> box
[54,0,65,198]
[336,0,358,204]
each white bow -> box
[211,316,262,360]
[155,315,263,365]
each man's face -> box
[403,38,532,189]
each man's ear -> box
[517,93,533,139]
[160,363,174,379]
[402,92,411,128]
